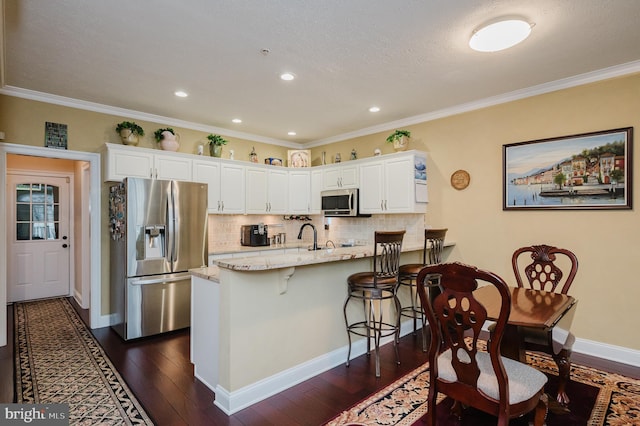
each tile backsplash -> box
[208,213,427,252]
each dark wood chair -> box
[512,244,579,404]
[417,262,548,426]
[398,228,447,351]
[344,230,405,377]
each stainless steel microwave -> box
[321,188,370,217]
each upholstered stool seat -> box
[398,228,447,352]
[344,230,405,377]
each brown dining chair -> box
[512,244,579,404]
[417,262,548,426]
[344,230,405,377]
[398,228,447,352]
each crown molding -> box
[304,60,640,148]
[2,60,640,150]
[0,86,301,149]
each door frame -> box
[0,143,102,348]
[7,170,75,302]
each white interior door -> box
[7,174,71,302]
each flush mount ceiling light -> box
[174,90,188,97]
[369,106,380,113]
[469,19,533,52]
[287,131,297,136]
[232,118,242,124]
[280,72,295,81]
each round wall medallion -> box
[450,169,470,190]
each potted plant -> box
[207,134,228,157]
[115,121,144,145]
[386,129,411,151]
[154,128,180,151]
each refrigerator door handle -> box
[129,274,191,286]
[166,185,176,267]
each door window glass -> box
[15,183,60,240]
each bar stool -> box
[343,230,405,377]
[398,228,447,351]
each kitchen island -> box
[190,242,453,415]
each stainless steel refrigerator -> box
[109,177,208,340]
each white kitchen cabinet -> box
[245,166,289,214]
[193,159,245,214]
[102,143,192,182]
[322,164,358,190]
[310,169,323,214]
[288,169,311,214]
[359,152,428,214]
[193,159,220,213]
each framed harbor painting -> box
[503,127,632,210]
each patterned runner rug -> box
[326,347,640,425]
[14,297,154,425]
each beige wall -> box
[0,95,290,161]
[313,73,640,351]
[2,72,640,351]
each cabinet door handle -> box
[221,201,225,211]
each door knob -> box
[62,244,68,248]
[63,236,68,240]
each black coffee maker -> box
[240,224,269,246]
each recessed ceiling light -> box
[469,19,533,52]
[280,72,295,81]
[369,106,380,113]
[288,131,297,136]
[174,90,188,97]
[232,118,242,124]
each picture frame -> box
[44,122,68,149]
[503,127,633,210]
[287,149,311,168]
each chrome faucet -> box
[297,223,318,250]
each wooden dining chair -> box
[417,262,548,426]
[512,244,578,404]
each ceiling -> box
[3,0,640,147]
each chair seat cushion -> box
[399,263,425,276]
[347,272,397,289]
[437,348,547,404]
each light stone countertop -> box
[190,265,221,281]
[211,241,456,272]
[192,240,454,282]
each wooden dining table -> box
[474,285,578,405]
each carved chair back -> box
[512,245,578,294]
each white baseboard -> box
[209,320,640,415]
[212,319,417,415]
[573,337,640,368]
[96,312,116,329]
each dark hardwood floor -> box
[3,299,639,425]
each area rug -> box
[14,297,154,425]
[326,349,640,425]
